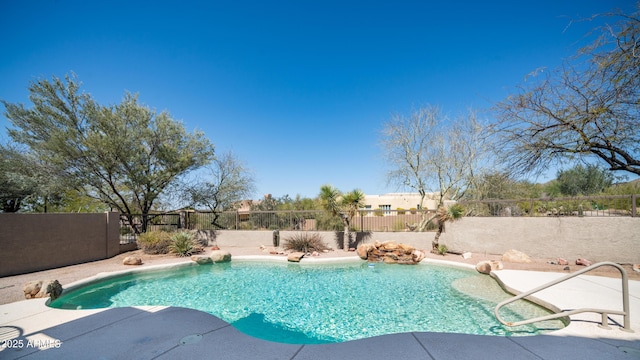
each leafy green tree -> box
[467,171,542,200]
[318,185,365,251]
[276,194,318,211]
[2,74,214,230]
[554,164,614,196]
[494,7,640,177]
[0,145,39,212]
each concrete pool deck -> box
[1,256,639,359]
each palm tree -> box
[432,203,464,253]
[319,185,366,251]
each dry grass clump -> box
[137,230,203,256]
[137,231,173,254]
[283,232,330,253]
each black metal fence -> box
[119,194,638,242]
[119,213,181,244]
[183,209,435,232]
[460,194,639,217]
[119,209,436,243]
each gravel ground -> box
[1,246,637,305]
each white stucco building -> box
[363,193,439,212]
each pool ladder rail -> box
[494,261,633,333]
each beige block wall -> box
[215,217,639,263]
[214,230,434,251]
[439,217,640,263]
[0,212,120,277]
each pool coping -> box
[1,256,639,359]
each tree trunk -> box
[432,225,444,253]
[342,215,350,251]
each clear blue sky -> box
[0,1,634,199]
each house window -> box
[380,204,391,215]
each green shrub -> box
[283,232,330,253]
[169,231,202,257]
[437,244,448,255]
[396,208,406,215]
[393,220,406,231]
[137,231,173,254]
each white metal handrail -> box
[494,261,633,332]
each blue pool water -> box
[49,261,564,344]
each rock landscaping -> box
[356,241,426,265]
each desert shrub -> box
[137,231,173,254]
[396,208,406,215]
[436,244,448,255]
[283,232,330,253]
[169,231,203,257]
[393,220,406,231]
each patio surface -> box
[1,251,639,359]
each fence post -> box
[633,194,637,217]
[235,211,239,230]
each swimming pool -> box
[49,260,565,344]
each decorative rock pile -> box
[23,280,62,300]
[357,241,426,265]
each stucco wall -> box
[213,230,434,252]
[439,217,640,263]
[0,212,120,277]
[214,217,639,263]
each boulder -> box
[210,250,232,263]
[476,260,504,275]
[191,255,213,265]
[287,252,305,262]
[462,252,472,259]
[47,280,63,300]
[397,243,415,254]
[576,258,592,267]
[557,258,568,266]
[412,250,426,263]
[378,241,398,251]
[633,264,640,273]
[23,281,42,299]
[356,243,375,260]
[501,249,532,263]
[383,255,398,264]
[123,256,143,265]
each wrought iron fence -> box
[182,209,435,232]
[119,213,181,244]
[119,195,638,242]
[459,195,639,217]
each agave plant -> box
[169,231,202,257]
[432,203,464,253]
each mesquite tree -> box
[2,74,214,230]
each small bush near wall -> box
[137,231,173,254]
[283,232,330,253]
